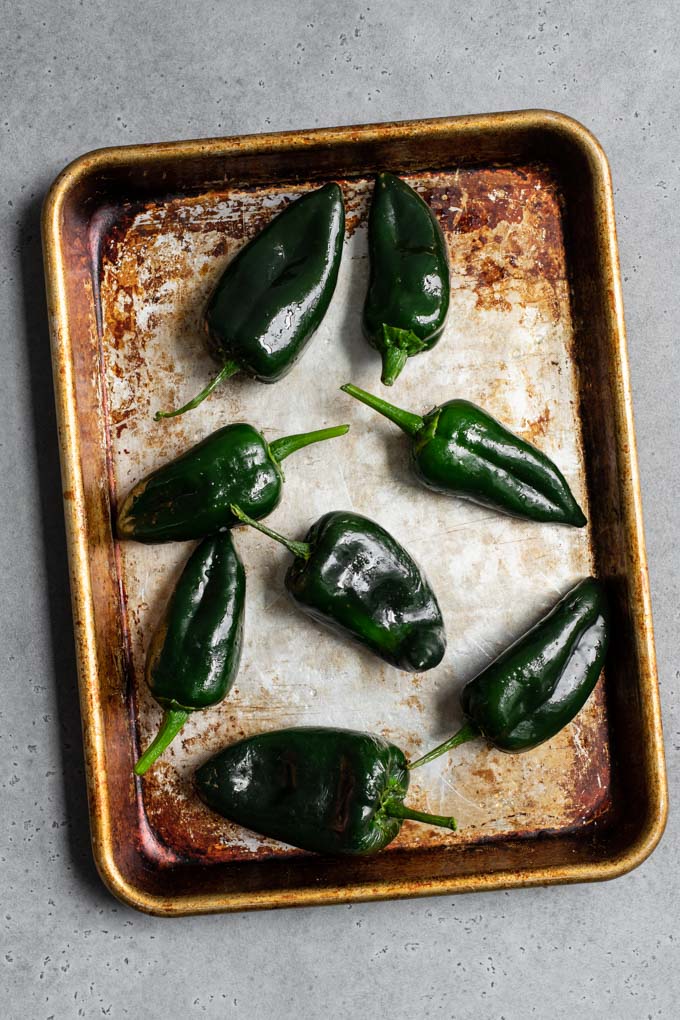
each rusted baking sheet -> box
[42,111,667,914]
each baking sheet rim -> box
[41,108,668,916]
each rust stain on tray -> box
[422,167,565,321]
[97,164,610,866]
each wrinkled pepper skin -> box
[408,578,610,771]
[206,183,345,382]
[146,534,245,710]
[232,507,446,672]
[363,172,450,385]
[134,532,245,775]
[156,183,346,418]
[117,421,348,543]
[195,727,457,855]
[342,384,586,527]
[287,512,446,671]
[461,578,608,752]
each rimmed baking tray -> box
[42,110,667,915]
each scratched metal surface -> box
[99,166,609,862]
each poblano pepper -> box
[409,577,609,766]
[156,183,345,418]
[363,172,450,386]
[117,421,348,543]
[231,505,446,672]
[195,727,457,855]
[193,580,606,852]
[134,532,245,775]
[341,383,586,527]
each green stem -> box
[379,326,428,386]
[154,361,240,420]
[340,383,424,437]
[384,799,457,831]
[134,708,190,776]
[230,504,311,560]
[408,720,480,770]
[381,346,409,387]
[268,423,349,464]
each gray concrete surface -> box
[1,1,678,1016]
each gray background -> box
[2,1,677,1016]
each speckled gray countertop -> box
[2,2,677,1017]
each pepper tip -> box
[562,504,587,528]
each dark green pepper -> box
[409,578,609,766]
[117,421,348,543]
[156,183,345,419]
[195,727,457,855]
[196,579,607,851]
[363,172,450,386]
[231,505,446,672]
[134,532,245,775]
[341,383,586,527]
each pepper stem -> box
[407,720,480,770]
[383,799,457,831]
[230,504,311,560]
[268,424,349,464]
[380,326,428,386]
[154,360,240,420]
[134,708,190,776]
[381,348,408,387]
[340,383,424,437]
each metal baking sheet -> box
[42,111,667,913]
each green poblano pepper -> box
[341,383,586,527]
[193,580,607,853]
[134,532,245,776]
[195,727,457,855]
[156,183,345,419]
[117,420,348,543]
[409,577,609,767]
[363,172,450,386]
[231,505,446,673]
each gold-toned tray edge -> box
[41,108,668,916]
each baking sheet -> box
[100,164,609,863]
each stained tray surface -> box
[43,113,666,912]
[100,164,609,864]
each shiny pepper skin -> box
[207,183,345,381]
[342,383,586,527]
[461,577,609,751]
[363,172,450,386]
[157,183,345,418]
[134,532,246,775]
[195,727,457,855]
[231,506,446,673]
[117,421,348,543]
[409,578,609,769]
